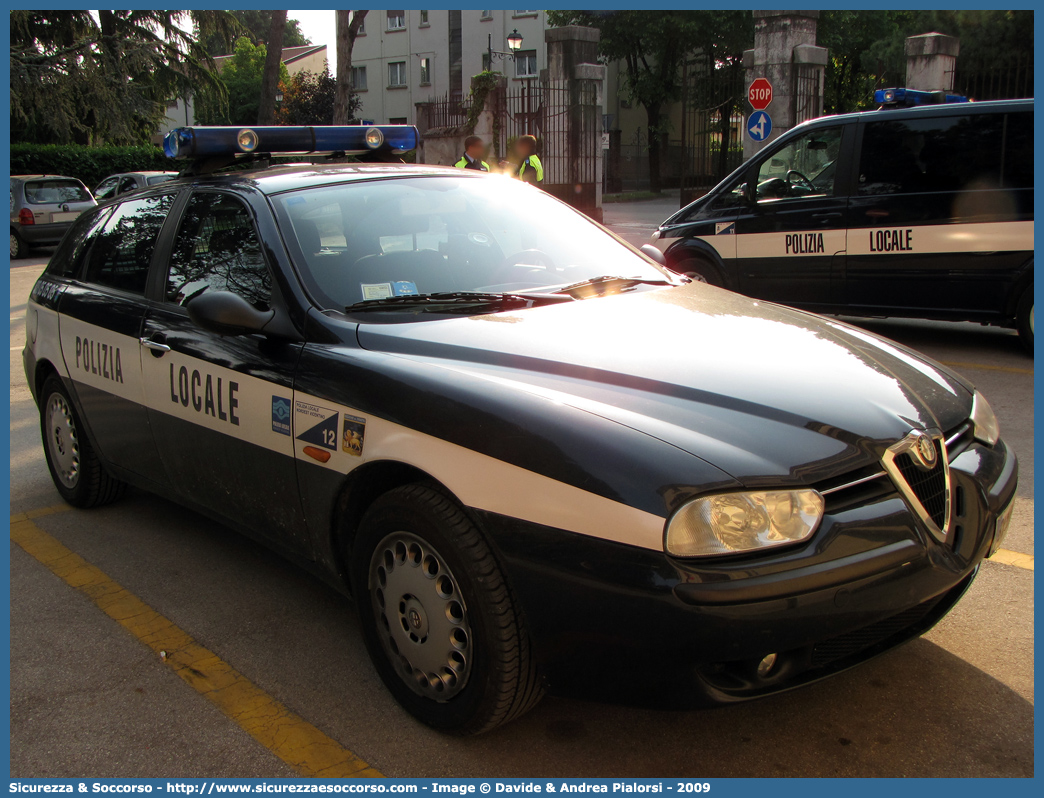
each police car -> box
[24,125,1018,734]
[650,94,1034,351]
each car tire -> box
[675,257,723,287]
[11,229,29,260]
[1016,286,1033,355]
[39,374,126,508]
[352,483,544,734]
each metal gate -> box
[678,54,746,203]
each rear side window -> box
[46,206,115,278]
[1003,111,1032,190]
[82,194,174,294]
[147,174,176,186]
[23,179,91,204]
[166,193,271,309]
[858,113,1005,196]
[94,178,119,201]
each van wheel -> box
[39,374,126,508]
[676,257,723,287]
[353,484,544,734]
[1016,286,1033,354]
[11,230,28,260]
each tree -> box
[547,10,750,192]
[334,11,368,125]
[10,10,237,145]
[819,9,1034,113]
[277,70,356,126]
[202,11,310,56]
[257,11,287,124]
[195,37,288,126]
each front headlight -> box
[970,391,1000,446]
[666,489,825,558]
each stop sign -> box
[748,78,773,111]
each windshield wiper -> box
[550,275,675,295]
[345,291,573,313]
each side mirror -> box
[187,291,275,336]
[640,244,667,266]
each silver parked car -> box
[10,175,97,259]
[93,171,178,202]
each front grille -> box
[810,596,942,667]
[893,440,947,528]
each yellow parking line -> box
[10,513,383,779]
[988,548,1035,571]
[939,360,1033,376]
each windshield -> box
[271,176,668,312]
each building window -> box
[389,117,408,125]
[356,16,365,35]
[514,10,538,17]
[515,50,537,79]
[419,57,431,86]
[388,61,407,88]
[481,10,493,21]
[419,10,429,26]
[351,66,367,91]
[386,10,405,31]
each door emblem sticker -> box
[295,400,339,450]
[271,396,292,435]
[715,222,736,235]
[342,414,366,457]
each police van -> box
[649,92,1034,351]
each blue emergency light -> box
[874,87,969,107]
[162,125,419,160]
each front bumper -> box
[476,437,1017,707]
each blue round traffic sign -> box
[747,111,772,142]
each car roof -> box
[12,175,84,182]
[155,162,473,196]
[795,97,1032,131]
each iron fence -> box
[954,58,1033,101]
[678,56,746,198]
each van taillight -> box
[18,208,34,226]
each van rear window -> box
[24,179,91,204]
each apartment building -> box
[350,9,548,124]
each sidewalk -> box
[601,190,681,247]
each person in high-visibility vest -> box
[513,134,543,185]
[454,136,490,171]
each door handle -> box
[139,336,171,355]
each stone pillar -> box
[905,33,959,92]
[742,10,828,158]
[542,25,605,222]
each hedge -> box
[10,143,176,190]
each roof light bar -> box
[874,87,969,107]
[162,125,419,160]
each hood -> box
[356,284,974,486]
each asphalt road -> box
[9,245,1034,778]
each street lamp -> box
[275,92,283,104]
[487,28,523,71]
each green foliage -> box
[277,69,355,125]
[819,9,1034,113]
[466,71,503,154]
[202,10,311,56]
[10,10,236,146]
[10,143,174,189]
[195,37,289,126]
